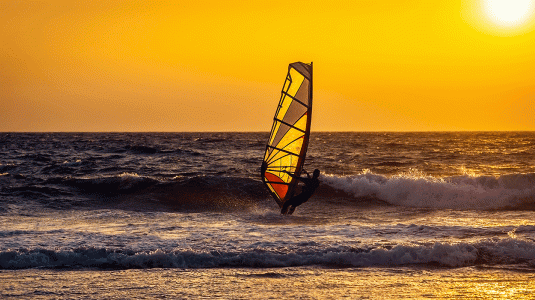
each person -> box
[281,169,320,215]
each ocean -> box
[1,132,535,299]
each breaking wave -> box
[1,238,534,270]
[322,171,535,210]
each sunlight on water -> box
[1,267,534,299]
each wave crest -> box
[321,171,535,210]
[2,238,534,270]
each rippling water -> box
[1,132,535,298]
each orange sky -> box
[2,0,535,132]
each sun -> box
[484,0,534,26]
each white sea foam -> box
[321,171,535,209]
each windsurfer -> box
[281,169,320,215]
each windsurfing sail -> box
[261,62,313,208]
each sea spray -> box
[321,170,535,210]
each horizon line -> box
[2,130,535,133]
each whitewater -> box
[1,132,535,298]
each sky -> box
[2,0,535,132]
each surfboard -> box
[261,62,313,208]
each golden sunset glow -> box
[484,0,534,26]
[2,0,535,131]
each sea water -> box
[1,132,535,299]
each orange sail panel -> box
[261,62,313,208]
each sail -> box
[261,62,313,208]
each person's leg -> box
[287,206,296,215]
[281,200,292,214]
[281,193,301,214]
[281,193,307,215]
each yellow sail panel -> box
[266,150,298,170]
[266,115,307,167]
[292,113,308,134]
[261,62,313,207]
[266,152,297,179]
[276,70,304,121]
[268,69,306,147]
[285,68,305,98]
[274,125,305,154]
[274,95,292,126]
[268,134,304,162]
[264,147,271,161]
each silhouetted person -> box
[281,169,320,215]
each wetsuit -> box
[281,174,320,215]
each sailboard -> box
[261,62,313,208]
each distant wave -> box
[54,174,269,210]
[1,238,534,270]
[322,171,535,210]
[62,173,162,194]
[122,145,202,156]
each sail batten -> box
[261,62,313,208]
[273,118,307,133]
[266,147,299,159]
[281,91,310,108]
[264,180,291,185]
